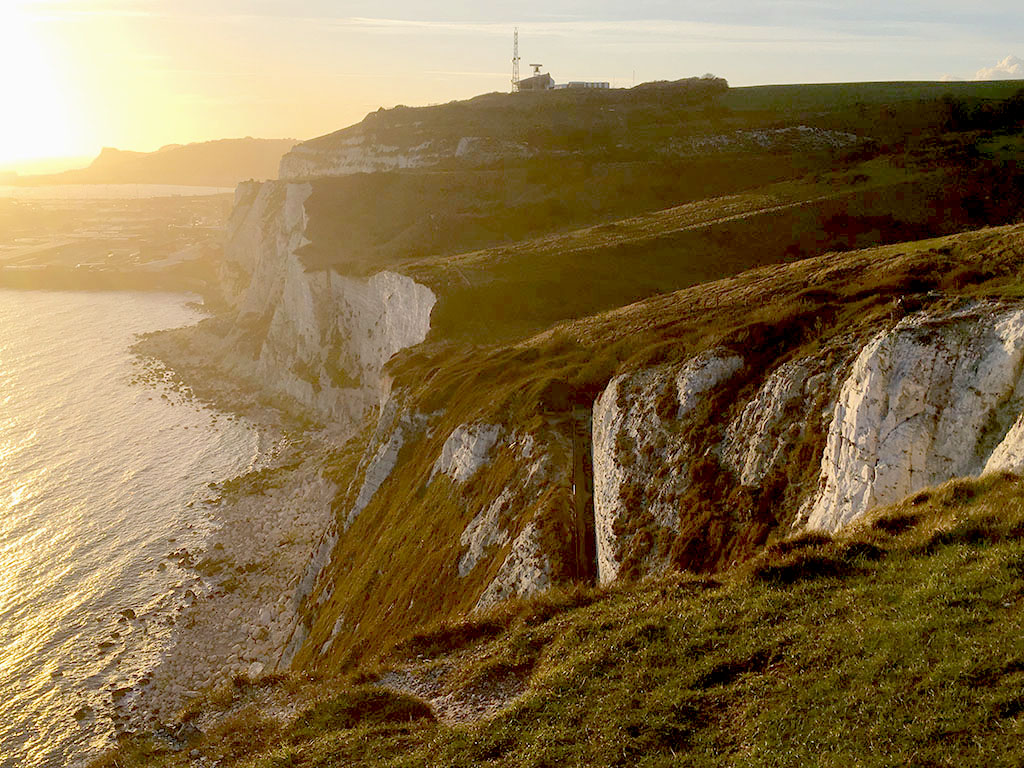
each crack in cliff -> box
[570,407,597,585]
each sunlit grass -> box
[96,473,1024,767]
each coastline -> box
[105,324,339,740]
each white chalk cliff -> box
[592,352,746,584]
[804,305,1024,531]
[432,423,503,484]
[217,146,1024,667]
[217,180,436,433]
[592,302,1024,577]
[278,115,533,181]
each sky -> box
[0,0,1022,173]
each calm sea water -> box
[0,185,233,199]
[0,290,261,767]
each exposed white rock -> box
[805,306,1024,532]
[278,124,535,181]
[593,371,656,585]
[346,428,406,530]
[676,353,745,420]
[722,359,813,486]
[678,126,865,155]
[458,487,514,577]
[216,180,436,433]
[279,135,442,179]
[454,136,533,163]
[474,522,551,610]
[515,432,536,459]
[432,423,502,484]
[593,351,745,584]
[343,400,432,529]
[986,412,1024,473]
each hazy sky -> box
[1,0,1022,171]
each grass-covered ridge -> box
[278,223,1024,683]
[296,80,1024,292]
[94,472,1024,767]
[292,83,1024,347]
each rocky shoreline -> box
[102,325,339,740]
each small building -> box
[559,81,610,90]
[518,73,554,91]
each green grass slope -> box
[293,82,1024,345]
[278,224,1024,692]
[722,79,1024,112]
[95,472,1024,768]
[299,145,1024,348]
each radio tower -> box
[511,28,521,93]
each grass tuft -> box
[287,687,434,743]
[391,618,506,660]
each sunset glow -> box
[0,4,77,166]
[1,1,1024,766]
[0,1,1022,173]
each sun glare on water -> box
[0,3,77,167]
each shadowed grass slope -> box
[288,223,1024,679]
[390,223,1024,428]
[295,81,1024,345]
[94,472,1024,767]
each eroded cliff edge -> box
[204,180,436,433]
[151,80,1024,674]
[192,179,1024,674]
[593,300,1024,584]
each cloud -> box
[339,15,899,46]
[974,55,1024,80]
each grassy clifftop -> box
[292,80,1024,346]
[95,472,1024,767]
[388,223,1024,429]
[269,223,1024,697]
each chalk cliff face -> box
[217,158,1024,670]
[216,180,436,432]
[803,305,1024,531]
[279,135,446,180]
[278,119,532,181]
[288,400,574,667]
[214,173,580,669]
[592,353,746,584]
[591,301,1024,579]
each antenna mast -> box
[512,28,521,92]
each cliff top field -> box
[93,472,1024,768]
[285,79,1024,345]
[389,223,1024,426]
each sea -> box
[0,289,263,767]
[0,184,234,200]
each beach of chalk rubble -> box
[108,438,335,732]
[93,330,342,739]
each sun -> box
[0,4,78,169]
